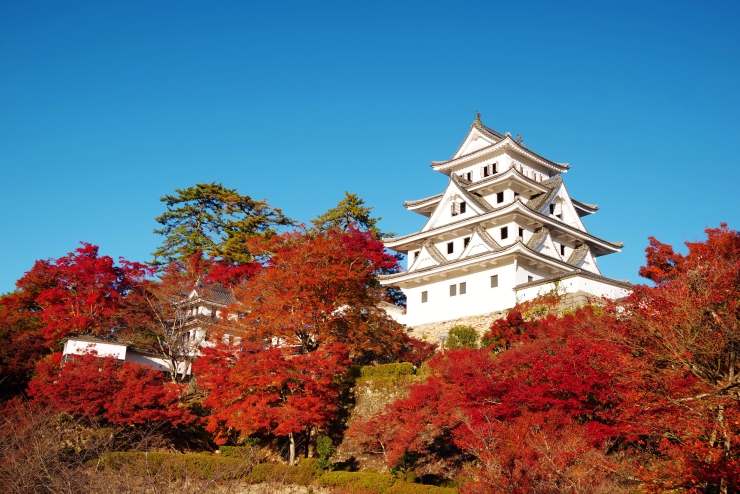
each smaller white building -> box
[62,334,182,374]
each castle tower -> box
[379,114,630,328]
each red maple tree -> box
[231,227,405,362]
[27,352,195,427]
[194,341,349,465]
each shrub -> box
[219,438,259,458]
[247,458,317,485]
[100,452,250,480]
[359,362,415,381]
[446,326,478,349]
[385,484,458,493]
[318,471,398,492]
[316,436,335,471]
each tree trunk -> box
[289,432,296,466]
[305,427,311,458]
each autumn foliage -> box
[348,223,740,492]
[27,352,194,427]
[231,227,405,362]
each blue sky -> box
[1,1,739,292]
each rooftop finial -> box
[474,111,482,127]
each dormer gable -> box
[526,179,586,232]
[459,226,502,259]
[567,244,601,275]
[421,174,493,232]
[408,240,446,272]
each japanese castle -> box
[379,114,631,328]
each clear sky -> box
[2,1,739,292]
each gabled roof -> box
[526,176,563,212]
[421,239,446,264]
[433,133,570,174]
[190,279,237,306]
[527,227,550,250]
[450,112,504,160]
[566,244,590,266]
[450,174,493,213]
[475,225,502,250]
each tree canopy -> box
[310,191,391,239]
[152,182,293,264]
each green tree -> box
[447,325,479,349]
[311,192,392,239]
[152,183,292,264]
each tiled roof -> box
[380,238,575,282]
[450,174,494,213]
[403,193,443,208]
[527,227,550,250]
[567,244,590,266]
[474,225,502,250]
[572,199,599,212]
[192,280,237,306]
[422,239,446,264]
[514,269,632,290]
[384,200,623,252]
[526,176,562,212]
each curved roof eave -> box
[383,201,623,253]
[431,136,570,173]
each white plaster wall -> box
[126,352,178,373]
[516,276,631,304]
[63,340,127,360]
[401,263,516,326]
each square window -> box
[450,284,457,297]
[500,227,509,240]
[528,276,534,283]
[497,191,504,203]
[447,242,454,254]
[464,237,471,248]
[491,275,498,288]
[466,172,472,181]
[459,282,466,295]
[422,291,428,303]
[492,163,498,173]
[518,227,524,238]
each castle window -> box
[465,172,472,181]
[492,162,498,173]
[500,227,509,240]
[413,251,419,261]
[550,204,555,215]
[497,191,504,203]
[560,244,565,256]
[459,282,467,295]
[464,237,471,248]
[518,227,524,238]
[491,275,498,288]
[450,284,457,297]
[422,291,428,303]
[460,202,466,214]
[447,242,454,254]
[528,276,534,283]
[482,165,489,177]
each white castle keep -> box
[379,114,631,328]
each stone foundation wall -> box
[405,290,600,344]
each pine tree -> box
[152,183,292,264]
[311,192,392,239]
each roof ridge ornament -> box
[473,111,482,129]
